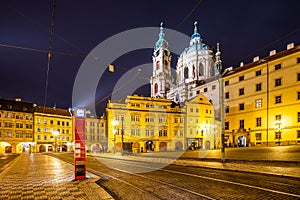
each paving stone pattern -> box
[0,154,104,200]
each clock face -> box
[76,109,85,118]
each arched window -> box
[184,67,189,79]
[156,61,160,70]
[154,83,158,93]
[164,60,168,68]
[199,63,204,76]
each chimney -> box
[253,56,259,62]
[269,50,276,56]
[287,43,294,50]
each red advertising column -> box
[74,107,86,180]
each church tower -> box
[150,23,173,98]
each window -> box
[298,92,300,100]
[298,73,300,81]
[275,115,281,121]
[156,61,160,70]
[146,129,154,137]
[37,119,41,124]
[174,117,178,123]
[239,120,245,129]
[44,135,47,140]
[57,121,60,125]
[275,132,281,139]
[239,88,244,96]
[225,106,229,113]
[298,112,300,122]
[297,130,300,138]
[256,70,261,76]
[225,122,229,130]
[239,103,245,110]
[204,88,208,92]
[275,64,281,70]
[190,108,193,112]
[225,80,229,86]
[44,120,47,124]
[62,121,65,126]
[212,85,216,90]
[239,76,244,81]
[275,78,281,86]
[256,117,262,127]
[225,92,229,99]
[44,128,47,132]
[256,99,262,108]
[50,120,53,125]
[131,115,140,122]
[37,135,41,140]
[37,127,41,132]
[196,108,199,113]
[256,83,262,91]
[275,95,282,104]
[256,133,262,140]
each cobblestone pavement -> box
[0,154,113,200]
[92,152,300,179]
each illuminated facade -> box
[85,111,107,152]
[223,44,300,147]
[0,98,35,153]
[106,94,214,153]
[34,106,73,152]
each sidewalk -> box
[92,152,300,179]
[0,153,113,200]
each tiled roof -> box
[0,98,35,113]
[34,106,71,116]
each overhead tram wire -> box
[43,0,57,112]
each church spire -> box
[155,22,168,51]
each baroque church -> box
[150,22,223,120]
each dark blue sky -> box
[1,0,300,114]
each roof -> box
[223,45,300,77]
[0,98,35,113]
[34,106,71,117]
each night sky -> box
[1,0,300,115]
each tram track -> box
[49,153,300,200]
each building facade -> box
[85,111,107,152]
[0,98,35,153]
[34,106,73,152]
[223,43,300,147]
[106,94,214,153]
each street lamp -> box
[111,120,119,154]
[274,120,283,146]
[51,130,59,152]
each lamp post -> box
[274,120,283,146]
[111,120,119,154]
[51,130,59,152]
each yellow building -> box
[0,98,35,153]
[34,106,73,152]
[85,111,107,152]
[106,94,214,153]
[223,43,300,147]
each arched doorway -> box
[47,145,53,152]
[145,140,153,152]
[159,142,167,151]
[238,136,247,147]
[205,141,210,150]
[16,142,30,153]
[0,142,11,154]
[175,141,183,151]
[39,145,46,152]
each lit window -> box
[275,78,281,86]
[275,64,281,70]
[256,99,262,108]
[275,115,281,121]
[37,119,41,124]
[256,133,262,140]
[275,96,282,104]
[256,117,262,127]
